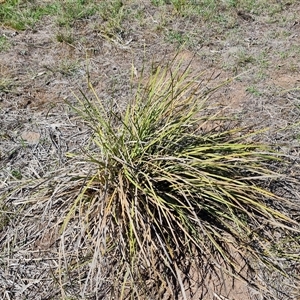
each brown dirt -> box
[0,1,300,299]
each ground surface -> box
[0,1,300,299]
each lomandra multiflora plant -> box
[65,63,299,299]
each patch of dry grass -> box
[9,62,294,299]
[1,1,300,299]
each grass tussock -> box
[51,62,299,298]
[2,62,297,299]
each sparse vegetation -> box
[0,1,299,299]
[0,0,57,30]
[0,36,10,52]
[246,85,262,96]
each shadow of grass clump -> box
[58,63,299,299]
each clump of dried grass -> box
[1,62,299,299]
